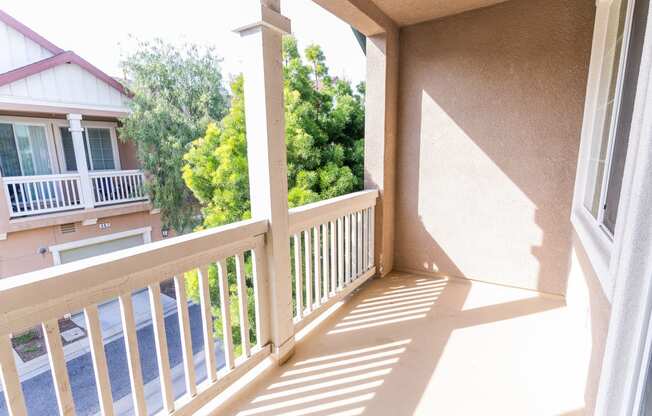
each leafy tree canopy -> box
[119,39,229,232]
[183,36,365,229]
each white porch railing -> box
[2,174,84,217]
[0,190,377,415]
[90,170,147,206]
[289,190,377,330]
[2,170,147,218]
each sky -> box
[0,0,366,86]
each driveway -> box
[0,302,226,416]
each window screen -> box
[59,127,90,172]
[86,128,115,170]
[0,123,20,177]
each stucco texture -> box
[0,211,165,278]
[393,0,595,295]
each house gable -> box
[0,10,60,74]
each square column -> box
[364,31,399,277]
[67,114,95,209]
[234,2,295,363]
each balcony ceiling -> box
[373,0,511,26]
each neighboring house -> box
[0,10,165,278]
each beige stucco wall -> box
[117,136,141,170]
[566,231,611,414]
[0,210,165,278]
[393,0,595,295]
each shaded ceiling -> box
[372,0,511,26]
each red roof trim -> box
[0,52,130,97]
[0,9,63,54]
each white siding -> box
[0,63,129,110]
[0,19,53,74]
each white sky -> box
[0,0,366,87]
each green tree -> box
[119,39,229,233]
[182,37,365,348]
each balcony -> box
[2,170,147,218]
[0,190,589,415]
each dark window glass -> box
[0,123,21,177]
[603,0,649,234]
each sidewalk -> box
[0,298,218,416]
[11,289,178,382]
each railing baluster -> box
[293,234,303,318]
[62,180,71,207]
[22,183,32,212]
[20,183,27,212]
[370,206,375,268]
[119,293,147,416]
[42,319,75,415]
[0,333,27,416]
[322,223,329,300]
[197,265,217,382]
[148,283,174,412]
[357,210,363,276]
[337,217,344,290]
[303,229,312,311]
[235,253,251,358]
[49,182,59,208]
[84,305,114,416]
[345,214,352,284]
[330,220,336,295]
[252,242,270,347]
[217,259,235,370]
[19,183,28,212]
[352,212,357,279]
[362,209,368,271]
[174,274,197,397]
[313,225,321,305]
[37,181,46,210]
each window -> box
[86,128,115,170]
[0,122,52,176]
[58,126,117,172]
[581,0,645,236]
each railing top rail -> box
[289,189,378,234]
[89,169,144,177]
[2,173,82,183]
[0,218,268,334]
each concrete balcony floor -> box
[223,272,589,416]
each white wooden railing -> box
[90,170,147,206]
[0,218,271,416]
[0,190,377,415]
[2,174,84,217]
[289,190,377,330]
[2,170,147,218]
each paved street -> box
[0,303,226,416]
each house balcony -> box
[2,170,147,219]
[0,190,589,416]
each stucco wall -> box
[0,211,165,278]
[566,231,611,414]
[117,137,140,170]
[394,0,595,295]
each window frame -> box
[52,119,121,172]
[0,115,59,177]
[572,0,639,299]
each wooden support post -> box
[234,0,294,363]
[67,114,95,209]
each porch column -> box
[0,170,8,239]
[66,114,94,210]
[234,1,295,363]
[364,30,399,277]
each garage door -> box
[59,233,145,264]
